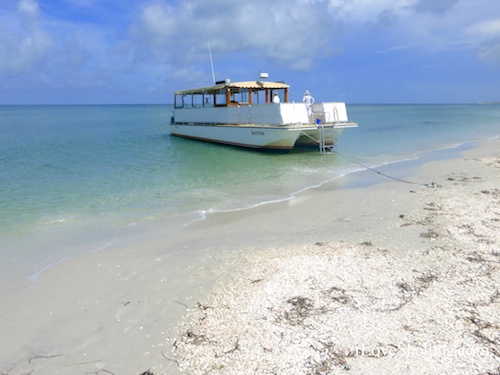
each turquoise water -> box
[1,104,499,296]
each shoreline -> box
[0,136,496,300]
[1,138,499,374]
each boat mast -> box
[208,41,216,84]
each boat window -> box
[254,90,264,104]
[204,95,213,106]
[214,89,226,106]
[226,88,250,105]
[238,89,249,103]
[192,93,205,108]
[174,94,184,108]
[175,93,215,108]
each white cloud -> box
[466,18,500,39]
[18,0,40,15]
[138,3,176,46]
[327,0,412,24]
[0,0,52,73]
[411,0,459,15]
[478,37,500,63]
[132,0,344,70]
[468,18,500,63]
[4,0,498,79]
[131,0,500,69]
[332,0,500,63]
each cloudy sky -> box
[1,0,500,104]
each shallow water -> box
[0,103,499,297]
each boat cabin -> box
[173,80,290,109]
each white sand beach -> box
[170,140,500,374]
[1,139,499,375]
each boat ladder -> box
[317,124,338,154]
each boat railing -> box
[311,105,341,124]
[332,106,339,122]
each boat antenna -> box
[208,41,216,84]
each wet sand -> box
[1,139,499,375]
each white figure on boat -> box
[303,90,315,116]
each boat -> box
[169,76,357,153]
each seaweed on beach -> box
[306,341,351,373]
[182,329,208,345]
[322,286,354,305]
[277,296,328,326]
[281,296,314,325]
[396,273,437,300]
[394,272,438,307]
[464,314,500,359]
[420,228,439,239]
[306,340,399,374]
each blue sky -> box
[1,0,500,104]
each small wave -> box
[180,210,208,228]
[189,165,366,220]
[25,256,70,290]
[88,238,115,254]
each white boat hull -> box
[169,123,305,149]
[169,123,355,150]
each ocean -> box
[1,103,499,297]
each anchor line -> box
[332,150,424,186]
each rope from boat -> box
[332,150,427,186]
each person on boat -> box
[303,90,315,115]
[272,92,280,103]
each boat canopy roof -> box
[174,81,289,96]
